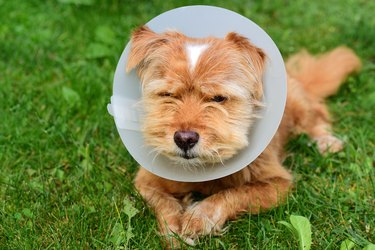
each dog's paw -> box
[158,216,188,249]
[159,224,196,249]
[181,201,226,239]
[160,233,195,249]
[314,134,343,154]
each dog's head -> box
[126,26,266,166]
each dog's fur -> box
[126,26,361,246]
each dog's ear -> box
[225,32,266,100]
[126,26,168,73]
[225,32,266,75]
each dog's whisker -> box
[151,150,162,164]
[211,149,224,167]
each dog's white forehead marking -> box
[185,43,209,70]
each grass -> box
[0,0,374,249]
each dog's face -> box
[126,26,265,167]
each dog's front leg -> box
[181,162,292,239]
[134,168,191,247]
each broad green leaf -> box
[22,208,34,219]
[29,180,44,193]
[278,220,298,236]
[14,212,22,221]
[123,197,139,219]
[95,26,116,45]
[121,197,139,249]
[87,205,96,214]
[126,228,134,242]
[86,43,112,59]
[290,215,312,250]
[81,159,93,173]
[56,169,65,181]
[104,181,113,193]
[27,220,33,227]
[363,244,375,250]
[110,222,126,246]
[340,239,356,250]
[26,168,37,176]
[62,86,80,105]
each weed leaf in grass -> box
[123,197,139,219]
[110,198,139,249]
[21,208,34,219]
[95,26,116,45]
[279,215,312,250]
[290,215,312,250]
[340,239,356,250]
[62,86,80,106]
[14,212,22,221]
[86,26,115,59]
[363,244,375,250]
[123,197,139,246]
[86,43,112,59]
[110,222,126,246]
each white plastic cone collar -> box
[108,6,287,182]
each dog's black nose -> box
[174,131,199,152]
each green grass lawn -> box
[1,0,374,249]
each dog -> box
[125,26,361,247]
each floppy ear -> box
[126,26,168,73]
[225,32,266,100]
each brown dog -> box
[125,26,361,246]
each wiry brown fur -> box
[126,26,361,247]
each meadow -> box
[1,0,374,249]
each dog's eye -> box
[211,95,228,103]
[158,92,173,97]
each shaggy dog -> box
[125,26,361,246]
